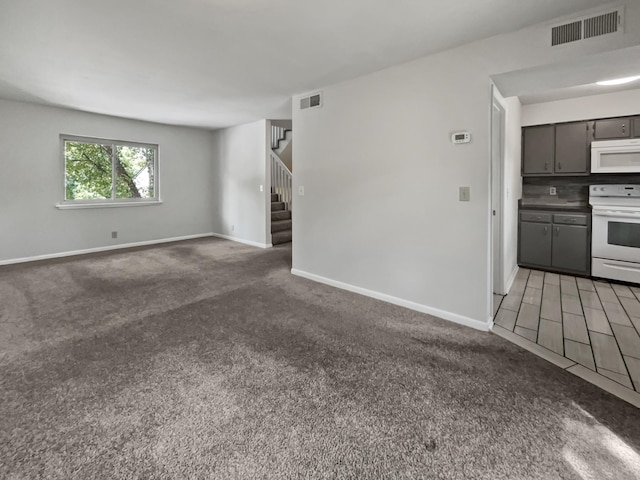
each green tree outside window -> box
[64,138,157,202]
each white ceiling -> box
[492,44,640,105]
[0,0,610,129]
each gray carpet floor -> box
[1,238,639,479]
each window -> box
[61,135,158,206]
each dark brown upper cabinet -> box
[522,122,589,176]
[594,117,631,139]
[522,125,555,175]
[554,122,589,174]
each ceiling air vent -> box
[550,8,623,47]
[300,92,322,110]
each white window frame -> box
[58,134,161,209]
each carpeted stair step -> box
[272,229,292,245]
[271,210,291,221]
[270,193,279,202]
[271,219,292,233]
[271,201,285,211]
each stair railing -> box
[271,125,289,149]
[270,151,292,211]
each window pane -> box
[65,141,113,200]
[115,146,155,199]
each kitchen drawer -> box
[520,211,552,223]
[553,214,588,226]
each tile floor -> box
[493,268,640,401]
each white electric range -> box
[590,184,640,284]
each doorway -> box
[268,120,293,247]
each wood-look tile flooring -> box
[494,268,640,395]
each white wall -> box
[292,1,640,329]
[277,134,293,171]
[211,120,269,247]
[271,120,292,129]
[522,88,640,126]
[0,98,214,263]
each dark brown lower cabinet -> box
[520,222,552,267]
[552,224,589,274]
[518,210,590,276]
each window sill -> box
[56,200,163,210]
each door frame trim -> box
[491,86,507,299]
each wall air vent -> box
[550,8,623,47]
[552,21,582,46]
[584,11,619,39]
[299,92,322,110]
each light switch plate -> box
[459,186,470,202]
[298,186,305,196]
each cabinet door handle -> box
[544,226,548,234]
[544,162,549,171]
[558,162,562,170]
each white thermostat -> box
[451,132,471,144]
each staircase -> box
[271,191,292,245]
[270,124,293,246]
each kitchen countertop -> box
[518,200,591,213]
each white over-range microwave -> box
[591,138,640,173]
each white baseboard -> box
[505,265,519,294]
[0,233,214,266]
[291,268,490,332]
[211,233,271,249]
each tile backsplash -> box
[522,174,640,205]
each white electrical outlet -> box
[459,186,470,202]
[259,185,264,192]
[298,186,305,196]
[550,186,557,196]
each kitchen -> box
[492,79,640,402]
[519,113,640,283]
